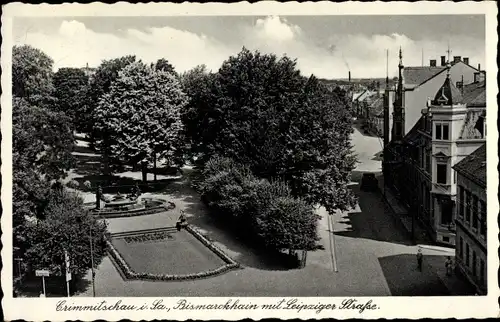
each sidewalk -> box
[378,176,432,244]
[377,175,476,296]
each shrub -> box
[200,156,320,255]
[66,179,80,189]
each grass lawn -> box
[111,230,227,276]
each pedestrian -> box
[416,248,423,271]
[445,256,453,276]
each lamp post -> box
[89,224,96,297]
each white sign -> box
[35,270,50,277]
[66,272,72,281]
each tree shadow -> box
[336,170,414,246]
[378,254,475,296]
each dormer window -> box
[435,123,450,140]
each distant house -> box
[353,89,374,118]
[367,96,384,136]
[453,144,487,295]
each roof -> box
[368,97,384,117]
[459,109,485,140]
[462,81,486,106]
[404,66,446,87]
[432,73,464,105]
[453,144,486,187]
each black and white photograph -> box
[1,2,498,320]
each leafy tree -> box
[12,45,56,108]
[152,58,176,75]
[87,56,136,174]
[94,61,187,182]
[194,48,357,213]
[13,97,75,181]
[53,68,89,130]
[23,189,108,277]
[179,64,216,162]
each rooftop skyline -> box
[13,15,485,79]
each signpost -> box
[64,249,71,297]
[35,269,50,297]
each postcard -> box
[1,1,498,320]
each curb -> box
[417,244,454,253]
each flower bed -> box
[124,231,175,244]
[106,225,239,281]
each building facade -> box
[383,52,486,247]
[453,144,487,294]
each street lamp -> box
[89,224,96,297]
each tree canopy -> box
[94,61,187,173]
[188,48,357,213]
[53,67,89,130]
[12,45,56,107]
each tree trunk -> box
[153,151,157,183]
[141,161,147,183]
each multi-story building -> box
[385,51,483,141]
[453,144,487,294]
[383,52,486,247]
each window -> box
[459,237,464,259]
[479,200,486,239]
[435,124,442,140]
[441,200,453,225]
[425,150,431,173]
[472,251,477,277]
[443,124,449,140]
[465,244,470,267]
[435,123,450,140]
[480,259,486,286]
[472,195,479,230]
[437,163,447,184]
[395,122,402,137]
[465,191,471,223]
[458,186,465,219]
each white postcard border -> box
[2,2,499,320]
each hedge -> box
[199,156,320,253]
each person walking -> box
[445,256,453,276]
[416,248,423,272]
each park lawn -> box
[111,230,226,276]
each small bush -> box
[66,179,80,189]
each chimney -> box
[474,72,485,83]
[430,59,437,67]
[463,57,469,65]
[478,63,481,71]
[348,71,351,83]
[441,56,446,66]
[453,56,461,64]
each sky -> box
[13,15,485,79]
